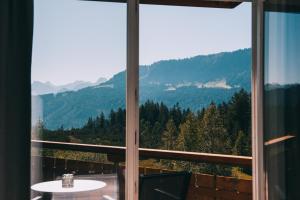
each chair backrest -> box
[139,171,191,200]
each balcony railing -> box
[31,140,252,166]
[31,140,252,200]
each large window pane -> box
[31,1,126,199]
[139,3,252,200]
[264,1,300,199]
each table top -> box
[31,180,106,193]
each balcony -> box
[31,140,252,200]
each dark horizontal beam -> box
[142,0,241,8]
[265,3,300,13]
[31,140,252,167]
[82,0,245,9]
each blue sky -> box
[32,0,251,85]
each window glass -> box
[139,3,252,199]
[31,1,126,199]
[264,1,300,199]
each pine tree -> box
[176,113,199,152]
[151,121,163,148]
[161,119,177,150]
[233,130,251,156]
[140,119,152,148]
[198,103,232,175]
[226,89,251,144]
[199,103,231,154]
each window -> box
[30,0,257,199]
[139,3,252,199]
[31,0,126,199]
[264,0,300,199]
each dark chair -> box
[139,171,191,200]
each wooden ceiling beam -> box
[140,0,241,8]
[83,0,245,9]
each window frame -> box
[29,0,264,199]
[251,0,265,199]
[125,0,262,200]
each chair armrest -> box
[154,188,181,200]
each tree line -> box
[35,89,251,176]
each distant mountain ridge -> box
[33,48,251,129]
[32,77,107,95]
[139,48,251,89]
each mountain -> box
[31,81,57,95]
[32,78,107,95]
[139,49,251,89]
[33,48,251,129]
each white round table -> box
[31,180,106,199]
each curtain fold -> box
[0,0,33,199]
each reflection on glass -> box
[31,0,126,199]
[264,1,300,199]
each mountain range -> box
[32,48,251,129]
[32,78,107,95]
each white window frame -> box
[252,0,265,199]
[126,0,139,199]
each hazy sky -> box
[32,0,251,85]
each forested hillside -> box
[33,48,251,129]
[34,89,251,176]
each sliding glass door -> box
[31,1,127,199]
[264,0,300,199]
[30,0,257,199]
[138,2,252,200]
